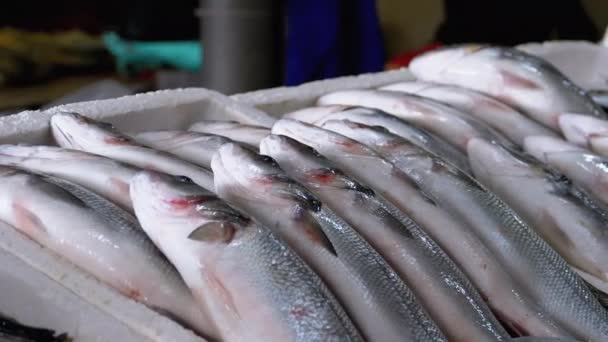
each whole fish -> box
[50,112,214,191]
[130,170,361,342]
[558,113,608,156]
[212,143,445,342]
[284,106,472,174]
[134,130,232,168]
[0,166,215,340]
[380,81,558,145]
[189,120,270,147]
[467,138,608,340]
[317,89,513,153]
[409,45,606,130]
[320,120,573,337]
[524,135,608,210]
[0,145,138,212]
[271,120,509,341]
[260,134,512,340]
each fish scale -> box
[130,171,363,341]
[270,120,508,341]
[211,142,446,342]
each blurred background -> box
[1,0,607,114]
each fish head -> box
[130,170,251,245]
[272,119,376,158]
[260,134,374,195]
[51,112,134,150]
[410,44,486,80]
[211,142,321,212]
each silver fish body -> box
[211,143,444,342]
[380,81,558,145]
[50,112,214,191]
[130,170,359,342]
[321,120,573,338]
[317,89,514,153]
[467,138,608,340]
[0,145,138,212]
[188,120,270,148]
[284,106,472,174]
[134,130,232,168]
[0,166,215,339]
[260,134,512,341]
[271,120,509,341]
[409,45,606,130]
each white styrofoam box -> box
[1,87,276,146]
[232,69,414,117]
[0,87,277,341]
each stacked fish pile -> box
[1,45,608,341]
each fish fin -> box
[260,175,321,212]
[293,207,337,256]
[188,222,235,243]
[538,209,576,250]
[12,202,47,237]
[202,270,241,321]
[109,177,130,198]
[500,69,541,90]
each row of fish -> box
[0,44,607,341]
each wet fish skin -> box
[0,144,138,212]
[317,89,514,153]
[189,120,270,148]
[130,170,363,342]
[271,120,509,341]
[524,135,608,209]
[133,130,232,168]
[260,134,516,340]
[212,143,445,342]
[467,138,608,340]
[320,120,572,338]
[50,112,214,191]
[380,81,558,145]
[0,166,216,340]
[409,45,606,129]
[558,113,608,156]
[284,106,472,174]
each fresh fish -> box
[189,120,269,147]
[317,89,514,153]
[271,120,509,341]
[50,112,214,191]
[380,81,558,145]
[524,135,608,210]
[0,166,215,340]
[0,313,69,342]
[0,145,138,213]
[284,106,472,174]
[134,130,232,168]
[558,113,608,156]
[320,119,573,337]
[259,134,513,340]
[212,143,444,342]
[466,138,608,340]
[130,170,362,342]
[409,45,606,129]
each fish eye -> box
[99,122,117,130]
[175,176,194,183]
[260,155,278,166]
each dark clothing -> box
[437,0,599,45]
